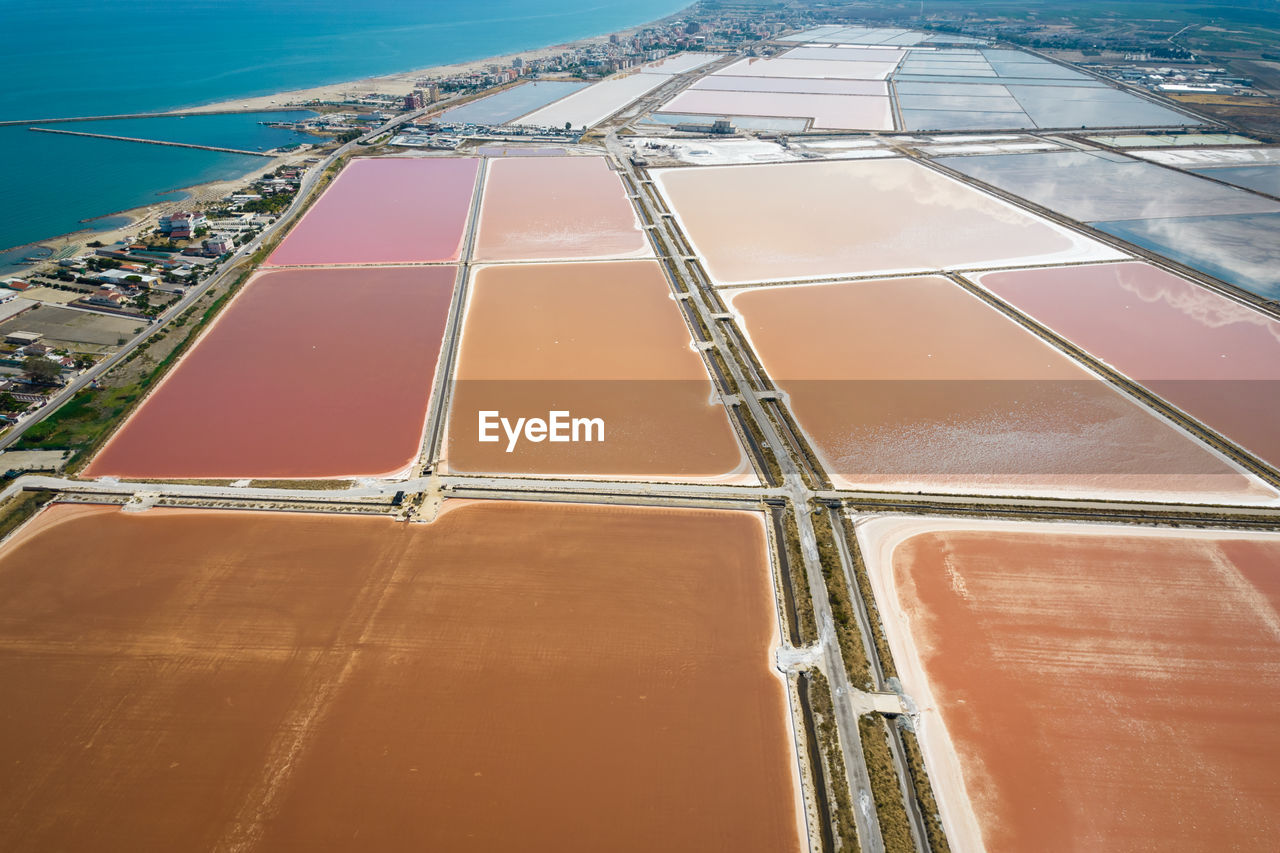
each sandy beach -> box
[185,40,609,115]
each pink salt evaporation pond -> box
[267,157,478,266]
[473,156,649,262]
[976,262,1280,469]
[728,275,1273,502]
[860,518,1280,853]
[85,266,457,480]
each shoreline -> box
[3,4,693,261]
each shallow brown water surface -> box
[446,260,745,480]
[0,502,800,852]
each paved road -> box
[610,135,888,853]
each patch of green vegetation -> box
[247,479,352,490]
[900,727,952,853]
[0,489,55,542]
[859,714,915,853]
[808,670,861,852]
[240,192,294,215]
[811,506,873,689]
[781,506,819,645]
[838,513,900,682]
[18,384,145,465]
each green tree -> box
[0,393,22,413]
[23,356,61,385]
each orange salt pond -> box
[728,275,1272,501]
[445,260,748,481]
[473,156,650,261]
[0,501,802,853]
[859,517,1280,853]
[266,157,478,266]
[85,266,456,480]
[975,261,1280,469]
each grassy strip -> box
[0,489,55,542]
[837,512,900,682]
[811,506,873,690]
[248,479,352,490]
[743,406,783,488]
[709,348,739,396]
[808,670,861,852]
[900,728,952,853]
[859,715,915,853]
[781,506,818,646]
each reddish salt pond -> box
[446,260,747,481]
[473,156,649,261]
[0,501,802,852]
[728,275,1271,501]
[267,157,478,266]
[85,266,456,479]
[862,518,1280,853]
[975,262,1280,468]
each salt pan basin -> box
[859,517,1280,853]
[660,89,893,131]
[446,260,748,481]
[654,159,1121,285]
[727,275,1272,502]
[976,261,1280,469]
[473,156,650,261]
[267,157,478,266]
[86,266,457,480]
[0,501,802,853]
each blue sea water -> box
[0,0,687,250]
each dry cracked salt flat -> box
[0,501,804,853]
[653,158,1122,286]
[857,516,1280,853]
